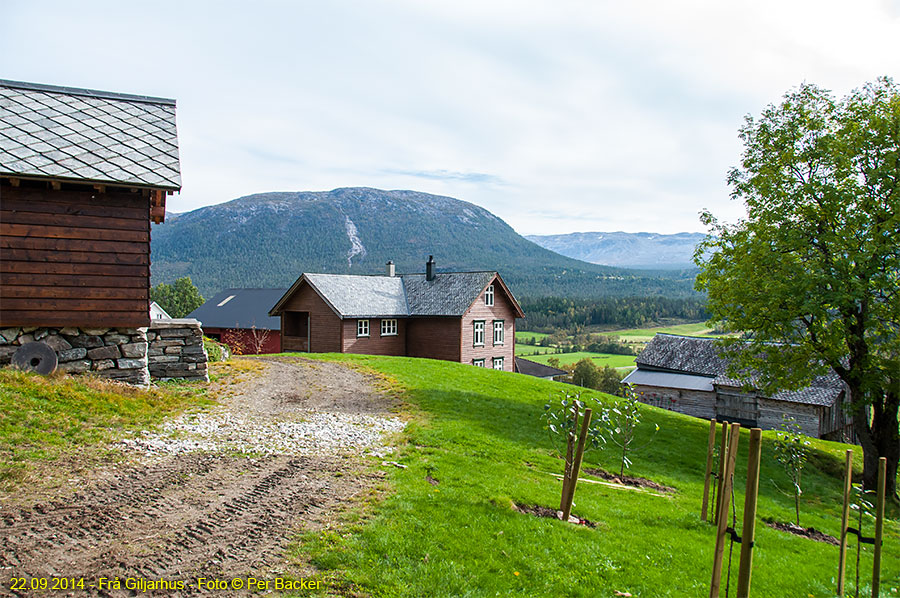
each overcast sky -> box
[3,1,899,234]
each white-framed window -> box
[485,284,494,306]
[492,357,504,370]
[473,359,485,367]
[493,320,504,345]
[473,321,485,346]
[381,319,398,336]
[357,319,370,337]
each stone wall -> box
[148,319,209,382]
[0,326,149,385]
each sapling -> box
[540,391,607,514]
[773,414,809,526]
[849,483,876,598]
[606,385,659,477]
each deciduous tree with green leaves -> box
[773,415,810,526]
[695,78,900,496]
[150,276,205,319]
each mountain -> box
[150,188,699,299]
[526,231,706,270]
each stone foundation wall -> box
[0,326,149,385]
[148,319,209,382]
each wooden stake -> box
[714,420,729,525]
[736,428,762,598]
[837,449,852,597]
[561,408,592,521]
[872,457,886,598]
[702,419,718,522]
[560,405,579,512]
[710,423,740,598]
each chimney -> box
[386,261,395,277]
[426,255,435,281]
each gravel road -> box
[0,356,403,596]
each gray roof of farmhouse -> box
[633,334,844,407]
[0,79,181,190]
[402,271,498,316]
[188,288,286,330]
[272,271,522,319]
[515,357,568,379]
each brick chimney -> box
[386,261,395,277]
[426,255,435,281]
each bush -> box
[203,337,229,362]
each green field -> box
[610,322,724,342]
[515,331,549,343]
[292,354,898,597]
[518,351,636,369]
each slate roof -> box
[188,288,286,330]
[0,79,181,189]
[515,357,567,379]
[402,271,497,316]
[632,334,844,407]
[305,274,408,319]
[271,270,522,319]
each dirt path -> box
[0,357,402,596]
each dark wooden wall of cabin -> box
[279,283,342,353]
[406,318,461,362]
[0,181,152,328]
[342,318,407,355]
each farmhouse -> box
[269,257,525,370]
[188,288,286,354]
[622,334,851,440]
[0,79,190,383]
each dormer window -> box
[485,285,494,306]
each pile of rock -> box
[0,326,149,385]
[148,319,209,382]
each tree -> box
[573,358,600,388]
[773,415,810,526]
[696,78,900,495]
[150,276,205,319]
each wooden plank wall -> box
[0,182,152,328]
[279,283,342,353]
[460,283,517,371]
[406,318,461,363]
[342,318,406,355]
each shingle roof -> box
[633,334,844,407]
[515,357,567,379]
[0,79,181,189]
[305,274,408,318]
[402,271,497,316]
[188,288,286,330]
[271,270,519,319]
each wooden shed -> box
[623,334,852,440]
[0,79,181,382]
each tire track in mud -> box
[0,358,397,596]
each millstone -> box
[12,342,59,375]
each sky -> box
[2,1,899,235]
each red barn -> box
[269,257,525,370]
[187,288,285,354]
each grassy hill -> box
[294,354,899,597]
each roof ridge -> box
[0,79,176,106]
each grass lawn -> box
[518,351,636,370]
[292,354,899,597]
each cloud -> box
[382,169,504,184]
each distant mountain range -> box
[151,188,700,299]
[526,231,706,270]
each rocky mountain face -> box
[151,188,698,298]
[526,231,706,270]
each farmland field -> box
[515,350,636,369]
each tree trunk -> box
[852,384,899,498]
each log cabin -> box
[269,257,525,371]
[622,334,852,440]
[0,79,181,383]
